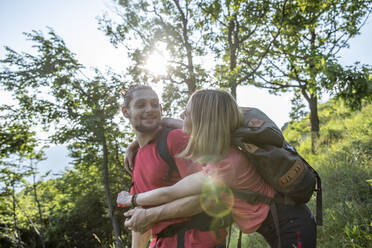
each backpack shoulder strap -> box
[157,212,233,239]
[156,127,178,181]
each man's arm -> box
[131,230,150,248]
[124,195,202,233]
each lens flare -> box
[200,180,235,218]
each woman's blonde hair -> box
[179,89,244,164]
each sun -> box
[145,43,170,76]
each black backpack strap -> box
[156,127,178,181]
[314,170,323,225]
[270,203,282,248]
[237,231,243,248]
[157,212,233,238]
[176,230,186,248]
[128,181,134,192]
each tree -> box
[0,160,49,248]
[100,0,210,114]
[0,106,38,160]
[0,167,26,248]
[0,106,41,247]
[37,170,122,248]
[322,61,372,110]
[254,0,372,152]
[0,29,132,247]
[28,160,47,248]
[199,0,288,99]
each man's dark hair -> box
[120,85,156,108]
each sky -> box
[1,0,371,178]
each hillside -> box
[232,99,372,247]
[285,99,372,247]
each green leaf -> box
[366,179,372,186]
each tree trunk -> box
[183,23,196,95]
[228,16,239,99]
[32,165,46,248]
[185,42,196,95]
[174,0,196,96]
[101,132,122,248]
[307,29,320,153]
[11,184,22,248]
[307,94,320,153]
[231,84,237,100]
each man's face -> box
[122,89,161,133]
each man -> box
[118,85,226,248]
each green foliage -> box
[322,61,372,111]
[1,1,371,246]
[260,0,372,146]
[202,0,284,98]
[45,190,114,248]
[228,226,269,248]
[0,30,133,247]
[289,91,308,122]
[279,98,372,247]
[0,105,41,160]
[0,122,37,159]
[2,158,132,247]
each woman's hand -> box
[160,117,183,129]
[124,140,139,175]
[117,191,132,207]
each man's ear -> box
[122,106,130,118]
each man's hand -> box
[124,208,155,233]
[160,117,183,129]
[124,140,139,175]
[117,191,132,207]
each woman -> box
[118,89,316,247]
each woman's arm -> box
[117,171,205,207]
[123,118,182,175]
[160,117,183,129]
[124,139,139,175]
[138,171,204,205]
[124,195,203,233]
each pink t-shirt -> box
[202,148,275,234]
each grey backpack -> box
[232,107,322,225]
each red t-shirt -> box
[202,148,275,233]
[131,129,225,248]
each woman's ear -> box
[122,106,130,118]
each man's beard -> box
[134,123,160,133]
